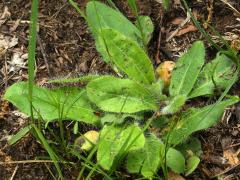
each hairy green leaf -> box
[97,124,145,170]
[166,148,185,173]
[136,16,154,45]
[161,95,186,115]
[98,29,155,84]
[101,113,141,125]
[86,1,141,63]
[168,98,238,145]
[87,76,158,113]
[189,54,236,98]
[48,74,101,84]
[127,134,164,178]
[169,41,205,97]
[4,82,99,124]
[86,1,140,40]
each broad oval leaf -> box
[87,76,158,113]
[98,29,156,84]
[168,98,238,145]
[169,41,205,97]
[189,54,236,98]
[86,1,141,41]
[186,156,200,175]
[97,124,145,170]
[166,148,185,173]
[127,134,164,178]
[86,1,142,63]
[4,82,99,124]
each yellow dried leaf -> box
[223,149,240,166]
[74,130,99,151]
[156,61,175,86]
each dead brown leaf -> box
[0,6,11,27]
[171,17,185,25]
[176,24,198,36]
[223,149,240,166]
[168,171,185,180]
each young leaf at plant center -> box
[135,16,154,45]
[176,137,202,158]
[167,98,238,145]
[127,134,164,178]
[98,29,156,84]
[86,1,142,63]
[97,124,145,170]
[186,155,200,175]
[4,82,99,124]
[87,76,158,113]
[151,116,170,129]
[169,41,205,97]
[189,54,236,98]
[161,95,186,115]
[166,148,185,174]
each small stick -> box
[0,159,74,165]
[166,12,191,42]
[210,163,240,178]
[220,0,240,17]
[0,160,54,165]
[37,34,51,75]
[9,165,19,180]
[155,15,163,64]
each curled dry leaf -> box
[231,39,240,51]
[156,61,175,86]
[0,35,18,56]
[74,130,99,152]
[0,6,11,26]
[168,171,185,180]
[176,24,198,36]
[8,51,28,72]
[223,149,240,166]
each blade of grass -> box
[28,0,38,123]
[68,0,86,19]
[8,125,32,145]
[70,148,111,179]
[163,0,170,10]
[181,0,222,52]
[33,124,64,179]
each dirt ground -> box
[0,0,240,179]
